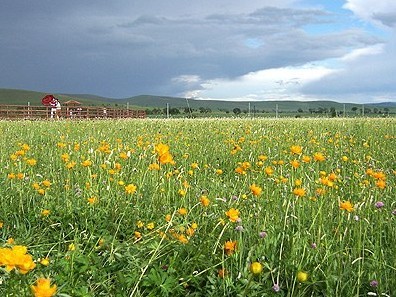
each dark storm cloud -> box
[0,0,387,99]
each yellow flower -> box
[0,245,36,274]
[57,142,66,148]
[61,153,70,162]
[302,155,311,163]
[258,154,268,161]
[0,222,3,228]
[119,152,129,160]
[225,208,240,222]
[21,143,30,151]
[81,160,92,167]
[165,214,171,222]
[134,231,142,239]
[136,220,144,228]
[313,152,325,162]
[41,209,50,216]
[42,180,51,187]
[215,169,223,175]
[87,197,97,205]
[297,271,309,283]
[16,173,24,179]
[250,262,263,275]
[7,173,16,179]
[264,166,274,176]
[178,189,187,196]
[191,162,199,169]
[339,200,354,212]
[200,195,210,207]
[376,179,386,189]
[31,278,57,297]
[37,189,45,195]
[235,166,246,175]
[26,158,37,166]
[125,184,137,194]
[155,143,175,165]
[146,222,155,230]
[178,234,189,244]
[40,258,50,266]
[68,243,76,251]
[294,179,302,186]
[148,163,160,170]
[250,184,262,196]
[290,145,302,155]
[224,240,237,256]
[293,187,306,197]
[66,161,76,169]
[178,208,188,216]
[290,159,300,169]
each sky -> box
[1,0,396,103]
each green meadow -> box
[0,118,395,296]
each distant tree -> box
[297,108,304,113]
[169,107,180,115]
[330,107,336,117]
[384,108,389,114]
[184,107,193,114]
[163,107,180,115]
[351,107,358,114]
[199,107,211,113]
[233,108,241,115]
[373,108,379,114]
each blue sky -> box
[1,0,395,103]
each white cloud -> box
[340,44,384,61]
[344,0,396,27]
[179,63,336,101]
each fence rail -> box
[0,105,146,119]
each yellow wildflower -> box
[125,184,137,194]
[297,271,309,283]
[225,208,240,222]
[224,240,237,256]
[339,200,354,212]
[31,278,57,297]
[178,208,188,216]
[250,262,263,275]
[200,195,210,207]
[250,184,262,196]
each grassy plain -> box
[0,118,395,296]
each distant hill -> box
[1,88,395,113]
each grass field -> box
[0,118,395,296]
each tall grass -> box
[0,118,395,296]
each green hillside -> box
[1,88,395,114]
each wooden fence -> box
[0,105,146,120]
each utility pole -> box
[166,103,169,119]
[276,104,279,118]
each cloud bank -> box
[0,0,395,102]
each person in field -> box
[50,98,61,119]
